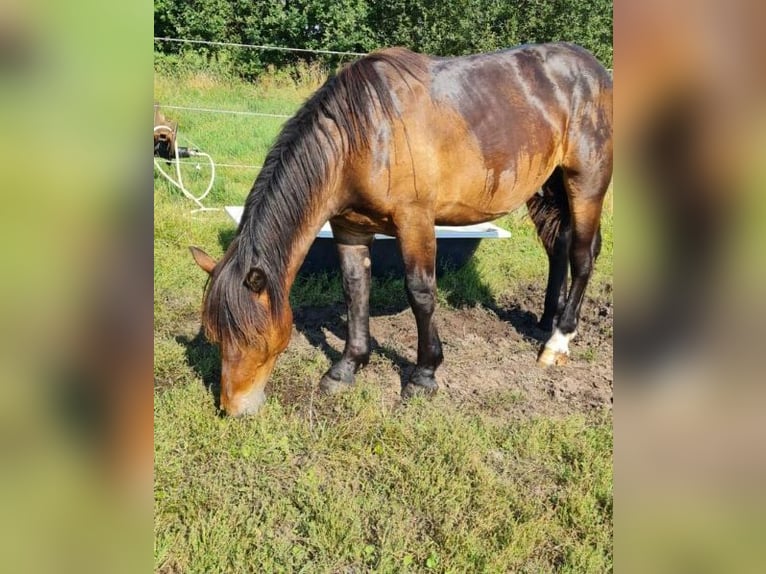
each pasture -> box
[154,69,613,573]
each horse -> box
[190,43,613,417]
[153,103,178,160]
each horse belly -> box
[331,209,396,236]
[433,147,558,226]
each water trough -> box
[224,206,511,278]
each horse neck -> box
[285,198,334,293]
[243,119,350,299]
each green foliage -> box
[514,0,613,66]
[154,0,612,78]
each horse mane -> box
[201,48,429,348]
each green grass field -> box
[154,70,613,573]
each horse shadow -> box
[175,330,223,413]
[437,258,547,344]
[177,229,547,394]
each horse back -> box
[340,44,612,230]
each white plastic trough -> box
[223,205,511,277]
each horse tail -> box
[526,166,571,255]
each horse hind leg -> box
[319,231,374,394]
[527,166,572,332]
[538,164,610,367]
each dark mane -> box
[201,48,429,348]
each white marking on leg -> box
[545,328,576,355]
[538,328,577,366]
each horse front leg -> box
[397,221,443,398]
[319,236,373,394]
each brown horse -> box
[190,43,613,416]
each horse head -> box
[189,246,292,416]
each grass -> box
[154,70,613,573]
[155,385,611,573]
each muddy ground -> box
[268,282,613,419]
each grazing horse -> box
[190,43,613,416]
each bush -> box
[154,0,612,79]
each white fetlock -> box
[538,328,576,366]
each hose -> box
[153,125,218,212]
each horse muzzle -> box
[223,385,267,417]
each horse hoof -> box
[319,374,354,395]
[537,347,569,367]
[401,378,438,399]
[538,328,575,367]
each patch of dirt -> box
[284,282,613,420]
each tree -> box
[153,0,613,77]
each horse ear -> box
[244,267,266,293]
[189,246,217,275]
